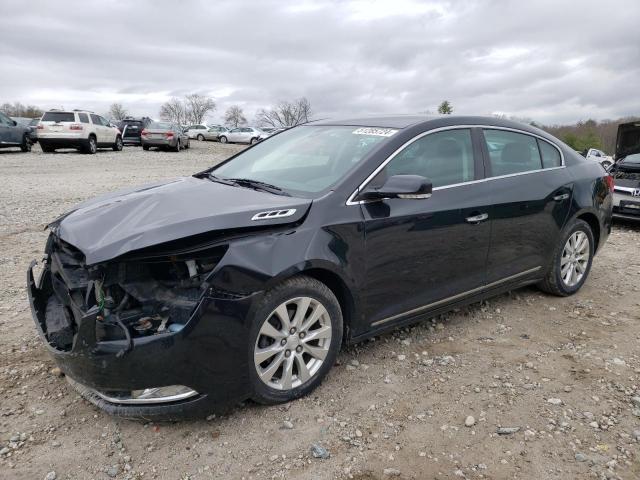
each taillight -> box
[604,175,614,192]
[165,132,174,138]
[37,125,44,129]
[69,124,83,131]
[141,129,148,136]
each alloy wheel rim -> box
[254,296,332,390]
[560,231,589,287]
[90,139,96,153]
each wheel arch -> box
[575,211,601,252]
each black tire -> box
[249,275,343,405]
[601,160,612,170]
[142,145,150,151]
[20,134,32,152]
[173,140,181,152]
[84,136,97,154]
[250,137,258,145]
[113,135,123,151]
[41,144,54,153]
[184,139,190,149]
[197,134,205,141]
[219,135,227,144]
[537,219,594,297]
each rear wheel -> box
[538,219,594,296]
[184,139,190,149]
[250,137,259,145]
[20,134,32,152]
[219,135,227,144]
[142,145,150,151]
[173,139,181,152]
[113,135,123,151]
[197,134,205,141]
[249,276,342,405]
[40,144,54,153]
[84,136,97,154]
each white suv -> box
[38,110,123,154]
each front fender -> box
[206,225,360,295]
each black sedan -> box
[27,115,613,419]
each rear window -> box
[150,122,173,129]
[42,112,75,123]
[122,121,143,127]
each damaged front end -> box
[27,233,254,417]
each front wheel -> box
[538,219,594,296]
[219,136,227,144]
[113,136,123,151]
[601,160,612,170]
[250,137,259,145]
[249,276,343,405]
[197,134,205,141]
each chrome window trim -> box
[346,125,565,205]
[370,266,542,327]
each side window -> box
[538,139,562,168]
[377,129,475,188]
[90,114,101,125]
[483,129,542,176]
[0,112,12,125]
[99,116,109,126]
[77,113,90,124]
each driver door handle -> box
[465,213,489,224]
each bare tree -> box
[184,94,216,124]
[255,97,312,128]
[0,101,43,118]
[108,103,128,121]
[224,105,247,128]
[159,97,188,125]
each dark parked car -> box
[141,121,190,151]
[117,117,152,146]
[27,116,613,419]
[611,120,640,219]
[11,116,40,143]
[0,111,32,151]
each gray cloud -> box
[1,0,638,125]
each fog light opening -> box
[93,384,198,405]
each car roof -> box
[309,115,558,140]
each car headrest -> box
[501,142,531,165]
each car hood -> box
[52,176,312,265]
[615,121,640,158]
[612,163,640,189]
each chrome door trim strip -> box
[369,266,542,327]
[346,125,565,205]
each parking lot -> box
[1,141,639,480]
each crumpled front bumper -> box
[27,261,259,420]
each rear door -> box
[481,128,573,283]
[90,114,106,143]
[359,127,492,331]
[0,112,18,144]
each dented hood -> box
[52,176,311,265]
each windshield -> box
[213,125,395,196]
[622,153,640,164]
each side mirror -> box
[12,120,17,126]
[359,175,433,201]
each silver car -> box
[141,121,190,152]
[219,127,269,145]
[194,126,229,142]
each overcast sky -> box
[2,0,639,125]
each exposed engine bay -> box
[43,234,226,353]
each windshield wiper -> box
[206,174,236,186]
[227,178,291,196]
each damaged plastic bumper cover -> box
[27,259,260,419]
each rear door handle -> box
[465,213,489,224]
[553,193,570,201]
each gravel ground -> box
[1,141,639,480]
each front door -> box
[359,128,491,330]
[0,112,17,144]
[480,128,573,283]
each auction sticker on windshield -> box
[352,127,398,137]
